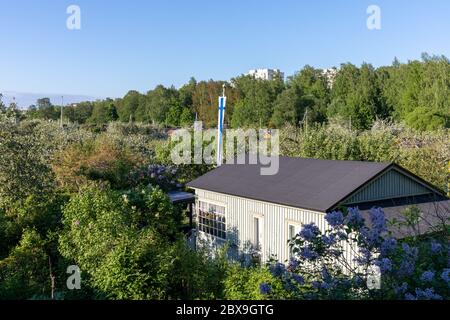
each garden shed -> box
[187,157,449,263]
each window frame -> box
[197,199,227,240]
[286,220,302,259]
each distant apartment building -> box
[248,68,284,81]
[322,67,338,88]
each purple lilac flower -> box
[430,240,443,254]
[352,276,364,287]
[320,282,331,290]
[404,293,416,300]
[441,268,450,283]
[402,243,419,258]
[269,263,286,277]
[291,274,305,285]
[259,283,271,295]
[375,258,393,273]
[325,211,344,227]
[312,281,321,289]
[321,234,338,246]
[288,258,299,270]
[420,271,435,282]
[299,223,320,241]
[380,238,397,256]
[395,282,408,296]
[300,246,319,260]
[414,288,443,300]
[354,247,372,265]
[360,227,381,247]
[345,207,365,227]
[335,231,348,241]
[398,259,415,276]
[369,207,387,233]
[321,267,331,281]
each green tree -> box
[328,63,382,129]
[231,75,284,128]
[271,87,302,127]
[165,103,183,127]
[143,85,179,125]
[117,90,142,122]
[179,107,193,127]
[89,99,119,124]
[64,102,94,124]
[58,185,181,299]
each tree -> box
[271,88,302,127]
[89,99,119,124]
[289,66,330,124]
[0,94,6,114]
[33,97,59,120]
[192,80,240,128]
[405,107,448,131]
[140,85,179,125]
[117,90,142,122]
[328,63,382,129]
[165,103,183,127]
[231,76,284,128]
[0,121,55,205]
[0,229,50,299]
[64,102,93,124]
[58,185,179,299]
[179,77,197,109]
[179,107,193,127]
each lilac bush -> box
[264,207,449,300]
[129,164,183,192]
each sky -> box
[1,0,449,101]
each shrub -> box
[58,184,187,299]
[223,264,290,300]
[52,135,143,192]
[259,207,449,300]
[0,229,50,299]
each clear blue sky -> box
[1,0,449,98]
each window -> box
[253,215,264,252]
[254,217,260,249]
[198,201,226,239]
[288,225,296,240]
[287,223,301,258]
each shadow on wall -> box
[194,226,263,267]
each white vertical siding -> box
[194,189,332,264]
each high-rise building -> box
[247,68,284,81]
[322,67,338,88]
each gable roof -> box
[187,157,445,212]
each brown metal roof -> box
[187,157,395,212]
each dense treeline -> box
[0,119,448,299]
[16,54,450,131]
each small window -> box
[254,217,260,249]
[198,201,226,240]
[288,223,301,258]
[253,216,264,252]
[288,225,296,240]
